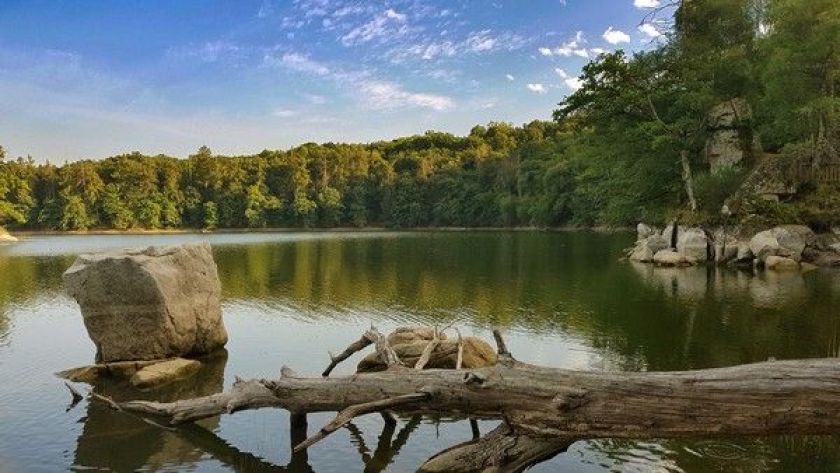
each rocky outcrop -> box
[705,98,752,173]
[628,235,669,263]
[0,227,17,243]
[749,226,811,263]
[63,242,228,362]
[676,228,710,261]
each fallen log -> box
[79,327,840,472]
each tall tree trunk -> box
[680,149,698,212]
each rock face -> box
[63,243,228,362]
[0,227,17,243]
[636,223,658,241]
[705,98,752,173]
[749,226,810,263]
[676,228,710,262]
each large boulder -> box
[676,227,710,262]
[636,223,658,241]
[653,249,697,267]
[63,243,228,362]
[749,226,809,263]
[0,227,17,243]
[629,235,669,263]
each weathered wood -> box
[294,392,430,452]
[414,329,441,370]
[85,326,840,472]
[322,334,373,377]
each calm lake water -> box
[1,231,839,472]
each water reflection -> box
[1,232,839,472]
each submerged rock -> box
[63,242,228,362]
[765,255,800,271]
[130,358,202,388]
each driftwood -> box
[74,326,840,473]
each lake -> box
[0,231,839,472]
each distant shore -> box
[7,225,632,237]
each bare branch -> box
[492,329,511,357]
[294,392,430,452]
[414,328,441,370]
[322,334,374,377]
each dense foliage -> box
[0,0,837,231]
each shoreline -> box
[7,225,633,237]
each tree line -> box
[1,0,837,231]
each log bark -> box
[82,328,840,472]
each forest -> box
[1,0,838,231]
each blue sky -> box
[0,0,667,161]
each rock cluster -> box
[628,223,840,271]
[63,242,228,363]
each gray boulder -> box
[714,236,739,263]
[629,235,669,262]
[653,249,697,267]
[63,243,228,362]
[636,223,658,241]
[676,227,710,262]
[749,226,809,262]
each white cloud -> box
[638,23,663,38]
[554,68,569,78]
[634,0,661,8]
[465,30,497,52]
[527,83,547,94]
[506,74,515,81]
[602,27,631,44]
[359,80,454,111]
[590,47,608,56]
[266,51,331,75]
[538,31,588,58]
[341,8,408,46]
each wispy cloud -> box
[527,83,547,94]
[506,73,515,81]
[359,79,454,110]
[166,41,242,63]
[341,8,408,46]
[538,31,588,58]
[639,23,663,39]
[265,51,331,75]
